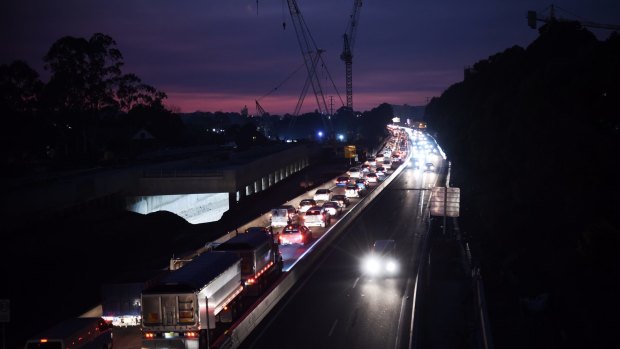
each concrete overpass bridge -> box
[3,143,321,230]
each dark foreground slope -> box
[1,153,352,349]
[425,21,620,348]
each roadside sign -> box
[430,187,460,217]
[0,299,9,322]
[344,145,356,159]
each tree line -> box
[425,20,620,348]
[1,32,400,177]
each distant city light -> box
[317,131,324,137]
[338,134,344,141]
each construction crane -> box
[340,0,363,111]
[286,0,329,116]
[527,4,620,31]
[255,61,306,116]
[283,0,346,139]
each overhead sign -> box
[430,187,460,217]
[344,145,356,159]
[0,299,9,323]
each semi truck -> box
[100,268,166,327]
[213,229,282,295]
[141,251,244,349]
[24,317,113,349]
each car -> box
[313,188,332,202]
[330,194,350,208]
[345,184,359,198]
[365,172,378,183]
[409,158,421,170]
[279,224,312,246]
[347,167,362,178]
[355,178,369,189]
[389,159,401,169]
[298,198,317,213]
[321,201,341,216]
[361,240,399,277]
[375,166,386,175]
[335,176,350,187]
[301,206,330,228]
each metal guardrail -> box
[212,149,409,349]
[408,208,432,349]
[467,243,494,349]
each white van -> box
[270,205,298,227]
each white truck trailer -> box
[213,230,282,295]
[141,251,244,349]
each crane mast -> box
[286,0,329,116]
[341,0,363,110]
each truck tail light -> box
[144,332,155,339]
[185,331,199,338]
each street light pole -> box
[443,161,451,236]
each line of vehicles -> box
[23,125,440,349]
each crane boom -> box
[286,0,329,116]
[528,4,620,30]
[341,0,363,110]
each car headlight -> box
[363,256,380,275]
[385,259,398,273]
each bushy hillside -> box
[426,21,620,348]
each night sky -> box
[1,0,619,115]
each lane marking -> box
[328,319,339,337]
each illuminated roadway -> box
[238,166,438,349]
[107,128,443,348]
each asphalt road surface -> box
[239,166,436,349]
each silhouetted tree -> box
[425,20,620,348]
[0,60,43,114]
[42,33,122,113]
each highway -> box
[107,164,439,349]
[238,165,438,349]
[16,126,444,349]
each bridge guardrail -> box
[213,150,410,349]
